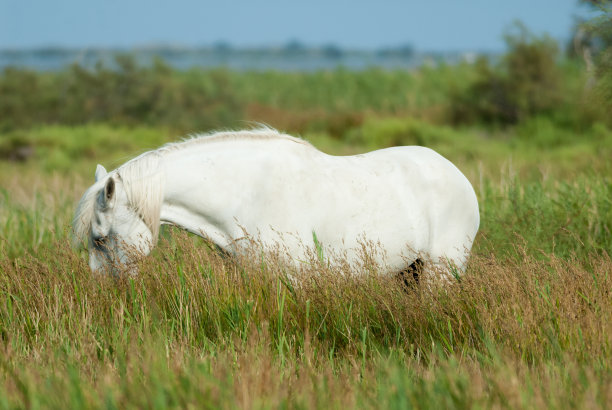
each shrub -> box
[451,24,563,125]
[0,56,244,132]
[577,1,612,122]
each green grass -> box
[3,113,611,177]
[0,119,611,408]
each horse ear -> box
[104,177,115,202]
[95,164,108,182]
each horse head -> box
[80,164,155,276]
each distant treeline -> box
[0,28,610,135]
[0,42,419,59]
[0,43,429,72]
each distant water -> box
[0,47,471,72]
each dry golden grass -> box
[0,223,610,408]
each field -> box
[1,40,612,408]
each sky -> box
[0,0,596,52]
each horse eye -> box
[93,236,107,247]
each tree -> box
[451,23,562,125]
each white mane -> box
[73,128,309,246]
[160,127,312,152]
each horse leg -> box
[398,258,423,289]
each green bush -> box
[0,61,481,133]
[0,37,608,136]
[0,56,244,132]
[451,24,563,125]
[579,1,612,121]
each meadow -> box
[1,34,612,408]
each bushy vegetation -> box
[579,0,612,113]
[0,57,243,132]
[1,22,610,138]
[450,25,564,125]
[0,60,469,134]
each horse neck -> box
[156,138,306,248]
[157,145,237,247]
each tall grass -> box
[478,176,612,260]
[0,162,610,408]
[0,230,610,408]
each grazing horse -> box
[73,128,479,280]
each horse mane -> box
[160,126,312,152]
[73,128,308,247]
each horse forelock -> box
[72,181,102,247]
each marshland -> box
[1,12,612,409]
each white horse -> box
[73,128,479,280]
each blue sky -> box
[0,0,595,51]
